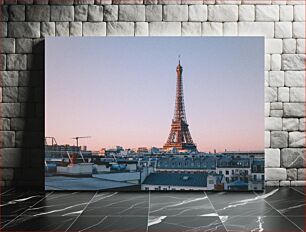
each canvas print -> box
[45,37,264,191]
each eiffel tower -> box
[163,57,197,152]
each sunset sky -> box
[46,37,264,152]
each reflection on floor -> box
[1,187,305,231]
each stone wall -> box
[0,0,305,188]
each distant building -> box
[249,159,264,191]
[156,156,216,173]
[141,172,225,191]
[137,147,149,153]
[216,156,251,184]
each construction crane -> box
[71,136,91,148]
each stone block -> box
[7,54,27,71]
[182,0,203,3]
[1,71,18,86]
[297,168,305,180]
[265,102,270,116]
[113,0,143,3]
[0,131,15,148]
[280,181,290,186]
[270,110,283,117]
[294,5,305,21]
[290,181,306,186]
[26,5,50,21]
[16,39,32,53]
[70,22,82,36]
[74,5,88,21]
[265,87,277,102]
[282,54,305,71]
[265,181,280,186]
[270,131,288,148]
[189,5,207,21]
[10,118,25,130]
[299,118,305,131]
[2,87,18,102]
[283,118,299,131]
[285,71,305,87]
[83,22,106,36]
[289,132,305,147]
[158,0,181,3]
[145,5,162,22]
[238,22,274,37]
[0,118,10,131]
[1,38,15,53]
[51,6,74,21]
[283,39,296,54]
[265,168,287,181]
[287,168,297,180]
[269,71,284,87]
[119,5,145,21]
[202,22,222,35]
[281,148,305,168]
[284,103,305,117]
[41,22,55,37]
[280,5,293,21]
[255,5,279,21]
[0,148,22,168]
[265,131,270,147]
[275,22,292,39]
[1,22,8,37]
[182,22,201,36]
[0,54,6,71]
[8,22,40,38]
[265,148,280,167]
[265,54,270,71]
[95,0,112,4]
[265,117,282,131]
[265,39,282,54]
[88,5,103,22]
[271,54,281,71]
[163,5,188,22]
[55,22,69,36]
[208,5,238,22]
[223,22,237,35]
[270,102,282,110]
[135,22,148,36]
[2,103,21,117]
[9,5,25,21]
[293,22,305,38]
[149,22,181,36]
[104,5,118,21]
[107,22,134,36]
[1,5,9,22]
[74,0,94,3]
[290,87,304,102]
[239,5,255,21]
[296,39,305,54]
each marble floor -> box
[1,187,305,231]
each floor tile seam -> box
[253,191,304,232]
[204,191,229,232]
[1,191,54,230]
[64,191,98,232]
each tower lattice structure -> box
[163,59,197,152]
